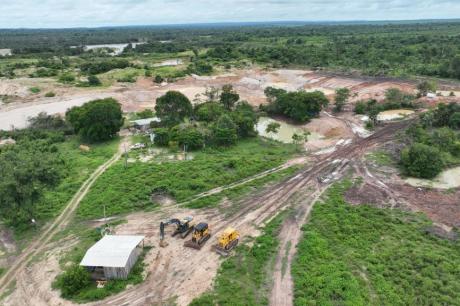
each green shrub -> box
[354,100,367,114]
[45,91,56,97]
[401,143,444,179]
[171,126,205,150]
[54,265,91,298]
[29,87,41,94]
[59,73,76,84]
[153,128,170,146]
[293,181,460,305]
[212,114,237,146]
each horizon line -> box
[1,18,460,31]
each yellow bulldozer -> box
[184,222,211,250]
[214,227,239,256]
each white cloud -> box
[0,0,459,28]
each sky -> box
[1,0,460,28]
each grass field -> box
[292,181,460,306]
[77,138,297,219]
[35,137,119,222]
[186,165,300,209]
[190,211,287,306]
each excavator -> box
[184,222,211,250]
[214,227,239,256]
[159,216,194,247]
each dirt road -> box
[2,121,408,306]
[0,137,131,295]
[91,121,409,306]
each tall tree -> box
[334,88,350,112]
[212,114,238,146]
[66,98,123,142]
[220,85,240,110]
[155,91,193,126]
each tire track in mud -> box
[268,120,410,306]
[97,121,410,306]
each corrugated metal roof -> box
[130,117,160,126]
[80,235,144,268]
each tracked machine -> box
[184,222,211,250]
[214,227,239,256]
[159,216,194,247]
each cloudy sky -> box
[1,0,459,28]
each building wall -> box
[103,244,143,280]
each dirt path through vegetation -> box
[1,121,409,305]
[85,121,409,306]
[0,137,131,296]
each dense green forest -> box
[1,21,460,80]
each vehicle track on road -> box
[97,121,410,306]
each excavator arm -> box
[160,218,181,241]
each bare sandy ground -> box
[0,68,422,131]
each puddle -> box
[377,109,414,121]
[256,117,323,143]
[405,166,460,189]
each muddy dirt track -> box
[5,121,409,306]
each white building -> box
[80,235,145,280]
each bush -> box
[401,143,444,179]
[59,73,76,84]
[154,75,163,84]
[212,114,238,146]
[263,88,329,123]
[153,128,170,146]
[29,87,41,94]
[194,101,226,122]
[187,61,213,75]
[171,126,205,150]
[54,265,91,297]
[136,109,154,119]
[87,75,102,86]
[354,101,367,114]
[45,91,56,97]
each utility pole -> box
[123,143,128,169]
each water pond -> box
[256,117,323,143]
[405,166,460,189]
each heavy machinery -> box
[159,216,194,247]
[214,227,239,256]
[184,222,211,250]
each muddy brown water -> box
[256,117,324,143]
[405,166,460,189]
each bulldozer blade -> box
[184,240,202,249]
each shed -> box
[80,235,144,280]
[130,117,160,131]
